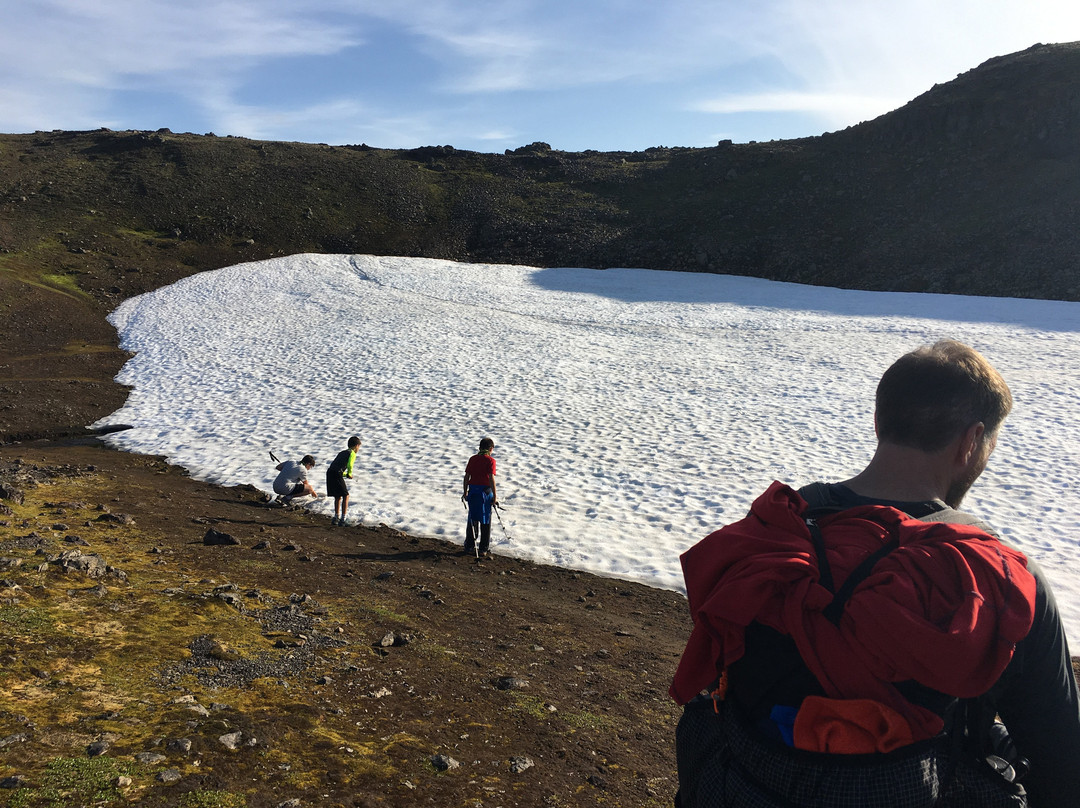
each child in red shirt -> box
[461,438,497,557]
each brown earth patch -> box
[0,441,687,807]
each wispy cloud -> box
[4,0,1080,148]
[4,1,359,82]
[338,0,781,93]
[689,0,1080,129]
[199,91,444,147]
[692,91,905,120]
[1,0,364,134]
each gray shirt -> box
[273,460,307,496]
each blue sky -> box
[3,1,1080,153]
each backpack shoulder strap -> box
[798,482,903,620]
[798,481,845,515]
[798,482,850,596]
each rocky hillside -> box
[4,43,1080,302]
[4,42,1080,443]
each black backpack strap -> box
[798,481,842,512]
[798,482,902,625]
[799,482,849,596]
[805,517,836,595]
[822,523,901,625]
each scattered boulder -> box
[216,591,243,608]
[156,769,182,784]
[203,528,240,546]
[431,754,460,771]
[218,731,243,751]
[135,751,166,765]
[495,676,529,691]
[209,638,240,661]
[86,740,109,757]
[53,549,111,578]
[165,738,192,755]
[0,775,27,789]
[509,756,535,773]
[96,512,135,525]
[0,733,29,749]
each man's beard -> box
[944,476,975,510]
[945,460,986,509]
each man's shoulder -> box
[799,481,1001,539]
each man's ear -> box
[956,421,986,465]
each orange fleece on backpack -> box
[793,696,915,753]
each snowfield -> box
[94,254,1080,642]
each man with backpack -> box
[671,340,1080,807]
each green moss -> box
[39,273,88,300]
[0,605,54,633]
[115,226,170,240]
[562,709,611,731]
[5,756,137,808]
[0,248,90,302]
[177,791,247,808]
[509,692,554,721]
[359,602,410,623]
[508,692,611,732]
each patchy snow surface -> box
[94,254,1080,641]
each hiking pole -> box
[265,451,282,506]
[493,502,512,542]
[461,496,479,558]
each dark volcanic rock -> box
[203,528,240,546]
